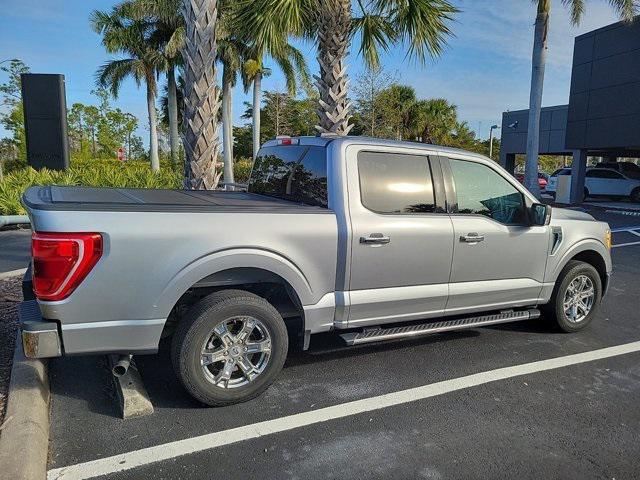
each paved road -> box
[0,228,31,273]
[46,210,640,480]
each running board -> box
[339,309,541,346]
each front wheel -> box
[543,260,602,332]
[171,290,288,406]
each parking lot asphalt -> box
[0,228,31,273]
[45,209,640,480]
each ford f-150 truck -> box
[20,136,612,406]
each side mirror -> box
[530,203,551,226]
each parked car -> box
[19,136,612,406]
[594,161,640,180]
[546,167,640,202]
[515,172,548,190]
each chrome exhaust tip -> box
[112,354,132,377]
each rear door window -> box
[358,151,436,214]
[249,146,328,207]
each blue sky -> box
[0,0,623,145]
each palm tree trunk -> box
[524,9,548,198]
[146,83,160,172]
[181,0,222,190]
[222,68,235,185]
[252,71,262,160]
[167,66,180,166]
[315,0,353,136]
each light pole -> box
[489,124,500,160]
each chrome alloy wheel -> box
[563,275,595,323]
[200,316,272,389]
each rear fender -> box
[154,248,314,317]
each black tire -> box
[171,289,288,406]
[583,187,589,201]
[631,187,640,203]
[543,260,602,333]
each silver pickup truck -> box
[20,136,612,406]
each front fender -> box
[546,238,611,284]
[154,248,315,317]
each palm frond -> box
[605,0,638,21]
[561,0,585,25]
[165,25,185,59]
[95,58,141,97]
[376,0,458,64]
[352,14,397,70]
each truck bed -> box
[22,185,329,213]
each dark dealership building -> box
[500,17,640,203]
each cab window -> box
[249,145,328,207]
[449,158,526,225]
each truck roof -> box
[262,135,488,160]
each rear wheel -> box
[631,187,640,203]
[543,260,602,332]
[171,290,288,406]
[583,187,589,201]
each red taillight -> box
[31,232,103,301]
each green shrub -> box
[0,162,182,215]
[0,157,254,215]
[234,157,253,183]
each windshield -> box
[248,145,328,208]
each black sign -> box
[21,74,69,171]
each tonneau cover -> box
[22,185,329,213]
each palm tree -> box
[181,0,221,189]
[92,8,162,171]
[376,84,417,140]
[410,98,457,144]
[117,0,185,167]
[524,0,637,197]
[233,2,311,159]
[238,0,456,136]
[242,46,310,159]
[217,4,250,184]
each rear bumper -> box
[19,266,61,358]
[20,300,62,358]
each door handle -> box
[460,233,485,243]
[360,234,391,245]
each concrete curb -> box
[0,334,50,480]
[0,267,28,280]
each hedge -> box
[0,157,254,215]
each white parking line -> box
[612,241,640,248]
[47,340,640,480]
[611,226,640,233]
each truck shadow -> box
[285,329,480,368]
[48,319,552,416]
[138,329,482,410]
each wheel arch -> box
[155,249,314,344]
[551,241,610,292]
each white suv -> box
[547,167,640,202]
